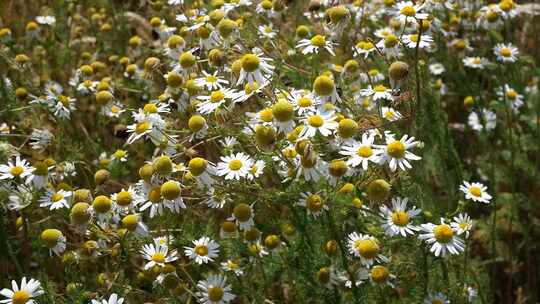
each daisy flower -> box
[258,24,277,39]
[428,63,445,75]
[340,133,381,170]
[463,57,490,69]
[229,203,255,230]
[419,219,464,257]
[0,156,34,182]
[299,110,338,138]
[111,149,128,162]
[216,152,254,180]
[102,102,125,118]
[402,33,433,49]
[29,129,54,151]
[236,51,274,87]
[140,243,178,270]
[369,265,396,288]
[40,228,66,256]
[312,75,341,104]
[36,15,56,25]
[90,293,125,304]
[39,188,72,210]
[197,88,240,115]
[315,267,341,289]
[121,214,149,237]
[246,160,265,180]
[379,197,422,237]
[298,192,328,218]
[184,236,220,265]
[221,260,244,276]
[424,292,450,304]
[493,43,519,63]
[395,1,428,22]
[188,157,215,187]
[296,34,336,56]
[195,70,229,90]
[381,107,403,121]
[0,277,44,304]
[451,213,473,238]
[138,185,167,218]
[347,232,388,267]
[196,274,236,304]
[353,41,377,59]
[288,90,320,115]
[468,109,497,132]
[459,181,492,204]
[497,84,524,112]
[376,134,422,171]
[360,84,393,101]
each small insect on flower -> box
[379,197,422,237]
[196,274,236,304]
[419,219,464,257]
[90,293,125,304]
[184,236,220,265]
[460,181,492,204]
[0,277,44,304]
[140,243,178,270]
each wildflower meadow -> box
[0,0,539,303]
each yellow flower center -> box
[206,75,218,83]
[354,239,380,259]
[135,121,150,134]
[373,85,387,93]
[195,244,209,256]
[310,35,326,47]
[472,58,481,65]
[228,159,243,171]
[264,26,273,33]
[499,47,511,57]
[151,252,166,263]
[371,265,390,283]
[400,5,416,17]
[306,194,323,212]
[433,224,454,243]
[148,187,162,204]
[505,90,517,100]
[208,287,224,301]
[59,95,70,107]
[10,166,24,176]
[210,90,225,103]
[244,82,259,94]
[189,158,208,176]
[387,140,405,158]
[469,186,482,197]
[51,192,64,202]
[110,105,120,114]
[391,211,410,226]
[249,165,258,174]
[298,97,312,107]
[113,149,126,158]
[143,103,158,114]
[385,111,395,119]
[241,54,260,72]
[308,115,324,127]
[432,300,444,304]
[357,146,373,158]
[12,290,31,304]
[116,191,132,206]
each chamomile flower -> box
[138,185,167,218]
[229,203,255,230]
[195,71,229,90]
[369,265,396,288]
[459,181,492,204]
[360,84,393,101]
[419,219,464,257]
[298,192,328,218]
[121,214,149,237]
[299,110,338,138]
[468,109,497,132]
[347,232,388,267]
[216,152,254,180]
[184,236,220,265]
[197,88,240,115]
[40,228,66,256]
[36,16,56,25]
[381,107,403,121]
[141,243,177,269]
[48,94,76,119]
[296,34,336,56]
[379,197,422,237]
[0,156,34,182]
[353,41,377,59]
[90,293,125,304]
[428,62,445,75]
[188,157,215,187]
[451,213,473,238]
[424,292,450,304]
[29,129,54,151]
[160,180,186,213]
[39,188,72,210]
[497,84,524,112]
[376,134,421,172]
[111,149,128,162]
[258,24,277,39]
[221,260,244,276]
[463,56,490,69]
[315,267,341,289]
[246,160,265,180]
[236,51,274,87]
[288,90,320,115]
[0,277,44,304]
[340,133,381,170]
[102,102,125,118]
[395,1,428,22]
[312,75,341,104]
[402,33,433,49]
[494,43,519,63]
[196,274,236,304]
